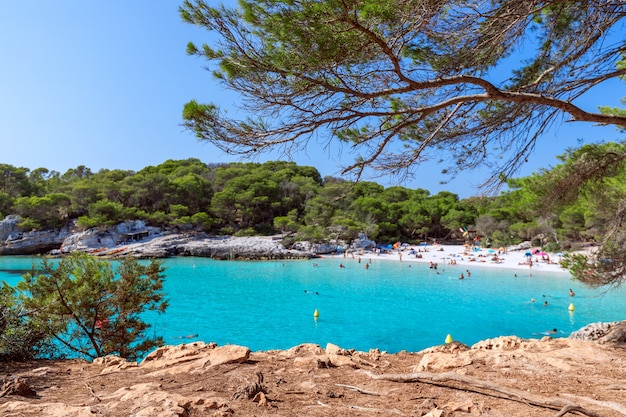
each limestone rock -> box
[568,321,622,343]
[471,335,527,350]
[310,242,338,254]
[0,215,70,255]
[325,342,348,356]
[350,233,376,250]
[1,378,36,397]
[0,215,21,241]
[99,382,206,417]
[93,355,138,373]
[1,334,625,417]
[0,401,97,417]
[414,350,473,371]
[325,343,359,368]
[0,216,316,259]
[140,343,250,377]
[278,343,325,359]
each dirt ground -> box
[1,336,625,417]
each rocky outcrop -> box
[292,233,376,255]
[1,327,626,417]
[59,220,160,253]
[569,320,626,344]
[103,234,314,259]
[0,215,71,255]
[0,215,20,241]
[0,216,314,259]
[0,216,375,260]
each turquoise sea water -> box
[1,255,625,353]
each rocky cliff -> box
[0,216,314,260]
[0,215,72,255]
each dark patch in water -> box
[0,269,31,276]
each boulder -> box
[140,343,251,377]
[350,233,376,250]
[569,320,626,344]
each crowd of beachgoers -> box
[327,243,570,274]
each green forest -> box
[2,141,624,253]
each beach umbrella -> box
[539,251,548,256]
[488,249,496,253]
[525,251,532,257]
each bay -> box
[1,255,625,353]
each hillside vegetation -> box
[1,149,619,251]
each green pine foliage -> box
[0,283,56,361]
[16,253,168,361]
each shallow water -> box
[2,255,625,352]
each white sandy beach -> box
[337,244,571,274]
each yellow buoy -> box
[314,309,319,318]
[568,303,575,311]
[445,334,453,344]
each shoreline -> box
[327,244,571,274]
[1,226,591,276]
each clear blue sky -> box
[1,2,623,198]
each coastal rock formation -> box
[569,321,626,344]
[0,215,20,241]
[118,234,314,259]
[59,220,161,253]
[0,215,72,255]
[1,329,625,417]
[0,216,314,259]
[292,233,375,255]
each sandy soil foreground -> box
[1,334,625,417]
